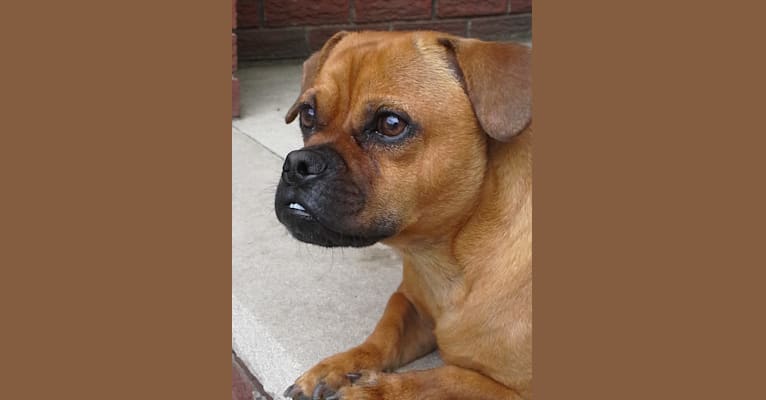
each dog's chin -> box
[276,205,392,248]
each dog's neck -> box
[387,127,532,323]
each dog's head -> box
[275,31,531,247]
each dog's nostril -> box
[296,160,310,176]
[294,157,326,177]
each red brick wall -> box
[232,0,240,118]
[235,0,531,61]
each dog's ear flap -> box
[284,51,320,123]
[285,31,350,123]
[439,38,531,141]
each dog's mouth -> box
[276,199,392,247]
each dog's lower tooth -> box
[289,203,306,211]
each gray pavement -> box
[231,61,441,400]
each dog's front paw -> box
[283,372,357,400]
[283,348,383,400]
[328,371,403,400]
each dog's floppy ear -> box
[439,38,531,141]
[285,31,350,123]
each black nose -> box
[282,149,328,185]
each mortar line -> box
[232,125,286,161]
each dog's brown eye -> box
[377,113,407,137]
[300,107,316,129]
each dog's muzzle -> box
[274,145,393,247]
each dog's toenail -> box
[312,383,326,400]
[346,372,362,383]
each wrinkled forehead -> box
[321,33,420,91]
[309,32,456,113]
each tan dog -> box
[275,31,531,400]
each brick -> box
[232,76,240,118]
[307,23,389,52]
[233,354,271,400]
[437,0,507,18]
[392,20,467,37]
[469,13,531,41]
[232,0,237,30]
[265,0,349,27]
[510,0,532,14]
[354,0,432,23]
[232,33,237,73]
[237,28,310,60]
[238,0,259,28]
[232,355,253,399]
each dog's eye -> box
[377,113,407,137]
[300,107,316,129]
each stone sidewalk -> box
[231,61,441,400]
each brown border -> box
[3,1,766,399]
[1,1,231,399]
[535,1,766,399]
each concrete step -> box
[232,62,441,400]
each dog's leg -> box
[331,365,523,400]
[285,291,435,400]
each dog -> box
[275,31,531,400]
